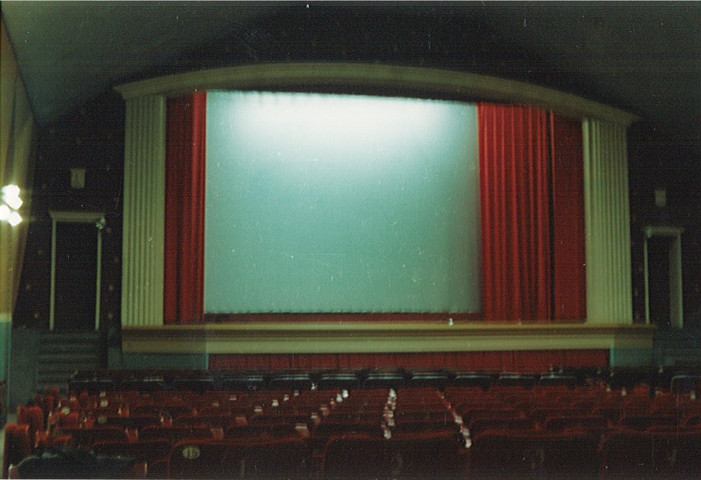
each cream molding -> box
[49,210,105,223]
[115,63,639,126]
[122,322,655,355]
[644,225,685,238]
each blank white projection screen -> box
[204,91,480,313]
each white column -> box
[583,118,633,324]
[121,96,166,327]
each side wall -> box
[2,18,37,419]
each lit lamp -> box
[0,184,23,226]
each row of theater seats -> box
[5,368,701,478]
[9,425,701,479]
[66,366,701,394]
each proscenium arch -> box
[116,63,639,126]
[116,63,645,357]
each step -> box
[37,350,103,366]
[38,363,104,388]
[39,332,102,344]
[39,342,101,355]
[658,349,701,366]
[654,337,698,348]
[653,329,698,339]
[36,331,106,391]
[38,352,101,365]
[666,357,701,367]
[37,370,79,388]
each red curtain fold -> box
[478,104,552,322]
[164,93,207,324]
[208,350,609,371]
[478,105,586,323]
[550,114,587,321]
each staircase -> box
[653,329,701,367]
[36,331,106,392]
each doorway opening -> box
[49,211,104,331]
[644,226,684,329]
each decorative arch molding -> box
[116,62,638,126]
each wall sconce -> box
[0,184,23,226]
[654,187,667,208]
[70,168,86,189]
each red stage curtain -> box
[164,93,207,324]
[208,350,609,371]
[478,104,552,322]
[550,114,586,321]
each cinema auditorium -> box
[1,3,700,478]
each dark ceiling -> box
[2,1,700,155]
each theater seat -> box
[237,436,309,477]
[311,419,384,454]
[390,430,466,478]
[543,414,607,436]
[320,434,393,478]
[468,430,600,478]
[16,406,44,447]
[618,414,680,430]
[68,378,117,394]
[7,465,19,479]
[91,439,172,464]
[93,414,161,431]
[529,407,589,424]
[13,447,139,479]
[171,377,216,393]
[226,422,300,440]
[494,373,537,388]
[219,373,267,392]
[362,371,406,389]
[3,424,32,478]
[451,372,494,390]
[601,429,701,478]
[174,414,239,430]
[168,437,308,479]
[267,372,314,390]
[131,404,194,419]
[537,373,578,388]
[670,374,699,393]
[406,370,452,389]
[59,425,128,448]
[467,417,535,439]
[118,377,167,393]
[318,372,360,391]
[168,440,247,479]
[139,425,215,442]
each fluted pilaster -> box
[121,96,166,327]
[583,119,633,324]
